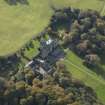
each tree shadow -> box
[5,0,29,5]
[0,54,21,78]
[22,55,31,61]
[85,64,105,79]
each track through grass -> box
[64,50,105,103]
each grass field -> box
[0,0,53,56]
[64,50,105,103]
[0,0,105,56]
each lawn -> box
[64,50,105,103]
[0,0,105,56]
[21,40,40,64]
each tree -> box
[76,40,90,55]
[26,96,34,105]
[96,18,105,35]
[59,77,71,88]
[84,54,100,66]
[35,93,47,105]
[80,33,88,40]
[20,98,28,105]
[0,77,7,92]
[56,60,66,71]
[80,17,91,32]
[15,81,26,97]
[100,41,105,52]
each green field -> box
[0,0,53,56]
[64,50,105,103]
[1,0,105,103]
[0,0,105,56]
